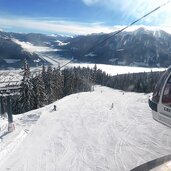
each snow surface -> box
[0,110,41,166]
[0,86,171,171]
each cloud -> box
[81,0,171,26]
[0,16,116,34]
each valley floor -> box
[0,86,171,171]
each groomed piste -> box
[0,86,171,171]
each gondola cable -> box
[86,0,171,55]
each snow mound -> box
[0,86,171,171]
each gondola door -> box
[158,73,171,127]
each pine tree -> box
[63,69,74,96]
[19,59,35,113]
[42,63,47,84]
[32,75,47,109]
[52,67,64,100]
[46,65,54,103]
[92,64,97,90]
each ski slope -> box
[0,111,41,166]
[0,86,171,171]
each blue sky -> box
[0,0,171,34]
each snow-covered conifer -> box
[19,59,35,112]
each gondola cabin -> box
[149,66,171,127]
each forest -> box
[10,61,163,114]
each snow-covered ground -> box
[0,86,171,171]
[0,110,41,166]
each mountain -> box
[1,27,171,69]
[0,31,71,46]
[61,27,171,67]
[0,35,43,68]
[1,86,171,171]
[9,32,71,46]
[0,31,73,68]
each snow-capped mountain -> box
[61,27,171,67]
[9,32,71,46]
[1,27,171,69]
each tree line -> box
[12,60,93,114]
[93,66,164,93]
[11,61,163,114]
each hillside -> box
[0,86,171,171]
[0,31,71,68]
[1,27,171,68]
[62,27,171,67]
[0,36,45,68]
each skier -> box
[53,105,57,111]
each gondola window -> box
[162,76,171,107]
[152,71,170,103]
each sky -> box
[0,0,171,35]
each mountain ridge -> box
[59,27,171,67]
[0,27,171,68]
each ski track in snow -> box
[0,112,41,167]
[0,86,171,171]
